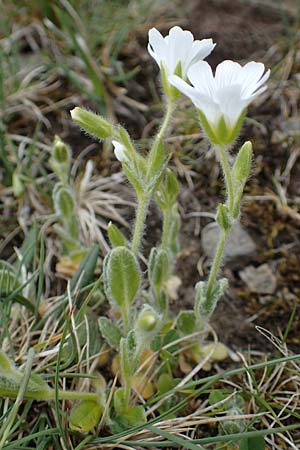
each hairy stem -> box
[217,144,234,212]
[131,195,149,255]
[161,209,171,250]
[206,229,228,299]
[157,98,174,142]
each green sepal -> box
[98,316,122,349]
[160,63,181,101]
[69,400,102,432]
[176,310,196,335]
[198,109,246,145]
[71,107,113,139]
[107,222,126,248]
[103,247,140,309]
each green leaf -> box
[107,222,126,248]
[176,311,196,335]
[148,247,169,295]
[216,204,232,231]
[69,400,102,432]
[113,387,126,414]
[239,435,265,450]
[98,316,122,349]
[208,389,233,407]
[123,405,146,426]
[157,373,177,394]
[0,352,52,400]
[103,247,140,309]
[232,141,252,187]
[122,164,145,196]
[120,332,137,382]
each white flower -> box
[112,140,128,162]
[169,60,270,144]
[148,26,215,79]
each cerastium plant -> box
[0,26,270,434]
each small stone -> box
[201,222,256,263]
[239,263,277,294]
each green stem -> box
[0,387,99,403]
[217,145,234,212]
[146,99,174,182]
[122,304,130,335]
[131,194,149,255]
[58,390,98,401]
[161,209,171,250]
[157,98,174,142]
[123,377,131,410]
[206,229,228,299]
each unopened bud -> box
[71,107,113,139]
[53,136,70,164]
[137,309,157,332]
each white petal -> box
[148,28,167,67]
[169,75,220,126]
[167,26,194,74]
[187,61,215,97]
[197,95,221,127]
[239,62,267,97]
[168,75,199,103]
[216,84,247,128]
[112,140,128,162]
[215,60,242,89]
[190,39,216,64]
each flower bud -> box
[71,107,113,139]
[137,308,157,332]
[53,135,70,164]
